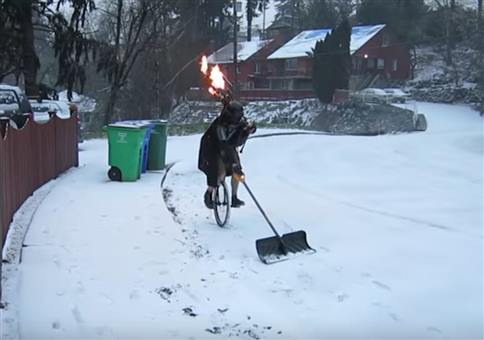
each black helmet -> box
[222,100,243,123]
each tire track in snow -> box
[275,174,455,232]
[160,162,213,260]
[159,164,291,339]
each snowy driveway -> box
[2,102,483,339]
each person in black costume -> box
[198,100,256,209]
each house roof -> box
[207,39,272,64]
[267,24,386,59]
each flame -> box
[209,65,225,91]
[200,55,226,97]
[200,55,208,75]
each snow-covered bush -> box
[311,98,422,135]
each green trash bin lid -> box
[148,120,168,134]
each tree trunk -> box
[449,0,456,49]
[247,0,253,41]
[478,0,483,115]
[478,0,483,55]
[19,2,38,96]
[445,3,452,65]
[479,0,483,37]
[247,16,252,41]
[410,47,417,80]
[233,0,238,95]
[103,0,123,126]
[104,86,119,125]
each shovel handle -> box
[242,181,282,239]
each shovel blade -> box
[256,230,316,264]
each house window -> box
[285,59,297,70]
[236,65,241,74]
[294,79,312,90]
[271,79,282,89]
[271,79,291,90]
[236,1,242,12]
[382,33,390,47]
[255,63,261,74]
[352,57,364,70]
[393,59,398,72]
[377,58,385,69]
[254,78,270,89]
[367,58,376,69]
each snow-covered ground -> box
[1,102,483,339]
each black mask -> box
[222,101,244,124]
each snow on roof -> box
[207,39,272,64]
[268,24,385,59]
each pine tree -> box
[356,0,428,44]
[312,19,351,103]
[0,0,96,96]
[246,0,258,41]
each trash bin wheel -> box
[108,166,122,181]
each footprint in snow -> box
[129,290,140,300]
[71,306,84,324]
[156,287,172,300]
[337,293,349,302]
[427,326,443,334]
[205,327,222,334]
[372,280,391,291]
[182,307,198,317]
[76,281,85,294]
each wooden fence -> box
[0,115,78,247]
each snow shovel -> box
[241,181,316,264]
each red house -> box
[206,34,288,90]
[207,24,410,101]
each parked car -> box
[0,84,33,128]
[383,88,410,103]
[29,99,71,122]
[352,87,411,104]
[29,98,83,143]
[352,88,390,103]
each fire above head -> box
[209,65,225,91]
[200,55,208,75]
[200,55,229,100]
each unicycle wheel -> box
[213,181,230,227]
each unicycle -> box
[213,180,230,227]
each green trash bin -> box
[147,120,168,170]
[106,124,148,181]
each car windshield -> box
[31,103,55,113]
[0,90,20,113]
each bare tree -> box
[96,0,161,125]
[478,0,483,114]
[410,47,418,80]
[434,0,456,65]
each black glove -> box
[245,122,256,134]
